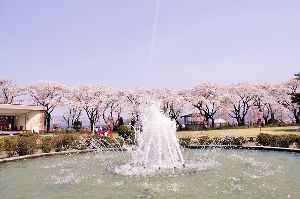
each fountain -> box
[116,101,185,175]
[133,101,184,169]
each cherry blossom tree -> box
[252,83,284,124]
[269,84,291,123]
[283,78,300,124]
[72,84,109,132]
[102,89,125,128]
[187,83,222,127]
[152,88,187,127]
[61,87,82,129]
[126,87,149,119]
[291,73,300,105]
[27,81,65,132]
[4,75,300,129]
[0,78,24,104]
[218,93,232,123]
[226,83,255,126]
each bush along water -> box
[257,133,300,148]
[0,137,4,153]
[178,137,191,147]
[16,136,38,156]
[79,135,124,149]
[117,125,134,144]
[3,136,39,157]
[194,136,246,146]
[53,134,79,152]
[4,136,19,157]
[0,133,128,158]
[41,137,54,153]
[179,136,247,147]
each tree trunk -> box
[67,120,70,128]
[293,108,300,124]
[238,117,245,126]
[211,117,215,127]
[176,120,182,129]
[90,119,94,133]
[295,109,300,124]
[204,115,209,126]
[241,118,245,126]
[264,117,268,125]
[236,116,241,126]
[295,117,300,124]
[45,113,51,133]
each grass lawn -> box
[177,125,300,139]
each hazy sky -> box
[1,0,299,89]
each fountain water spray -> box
[131,101,185,170]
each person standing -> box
[107,117,113,139]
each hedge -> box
[257,133,300,148]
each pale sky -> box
[0,0,299,89]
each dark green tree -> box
[292,73,300,103]
[291,73,300,123]
[292,93,300,104]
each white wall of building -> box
[26,111,44,131]
[14,111,45,131]
[15,114,25,130]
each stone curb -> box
[0,148,126,164]
[185,145,300,153]
[1,145,299,164]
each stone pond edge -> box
[0,148,126,164]
[1,145,299,164]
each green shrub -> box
[20,132,35,137]
[66,129,77,134]
[257,133,274,146]
[179,137,191,147]
[232,136,246,145]
[197,136,210,145]
[53,134,78,151]
[16,136,38,156]
[38,130,46,134]
[220,136,233,145]
[41,137,54,153]
[117,125,133,141]
[4,136,18,157]
[0,137,4,152]
[73,139,88,150]
[91,135,120,147]
[209,137,222,145]
[51,128,68,134]
[80,129,92,134]
[83,135,126,148]
[73,120,82,131]
[295,136,300,148]
[257,133,300,148]
[196,136,246,146]
[273,134,298,148]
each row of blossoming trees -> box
[0,75,299,132]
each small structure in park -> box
[0,104,46,134]
[181,113,206,130]
[214,118,227,128]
